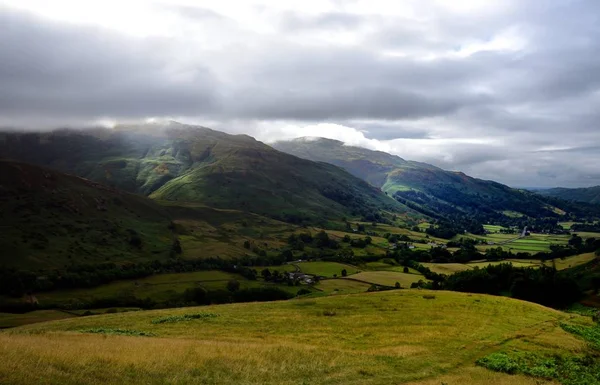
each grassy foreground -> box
[0,290,593,385]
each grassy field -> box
[296,261,360,277]
[553,252,598,270]
[314,279,371,295]
[421,262,472,275]
[422,252,597,275]
[345,271,426,288]
[0,290,592,385]
[0,310,75,329]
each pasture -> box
[346,271,426,287]
[315,279,371,295]
[0,290,592,385]
[296,261,360,277]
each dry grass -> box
[421,262,472,274]
[553,252,598,270]
[0,290,590,385]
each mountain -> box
[273,137,599,224]
[0,160,175,270]
[0,123,408,224]
[538,186,600,205]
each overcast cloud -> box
[1,0,599,187]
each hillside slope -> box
[273,138,598,222]
[0,160,174,270]
[0,124,409,223]
[539,186,600,204]
[1,289,594,385]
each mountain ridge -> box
[0,124,412,224]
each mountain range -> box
[538,186,600,205]
[273,137,599,223]
[0,123,407,225]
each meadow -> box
[345,271,426,287]
[295,261,360,277]
[0,289,594,385]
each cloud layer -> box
[1,0,600,187]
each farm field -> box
[422,252,597,275]
[345,271,426,287]
[0,290,593,385]
[296,261,360,277]
[314,279,371,295]
[553,252,598,270]
[421,263,472,275]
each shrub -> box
[227,279,240,292]
[151,313,218,324]
[322,309,337,316]
[81,328,155,337]
[297,288,311,296]
[422,294,436,299]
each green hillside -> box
[539,186,600,205]
[1,289,598,385]
[273,138,600,223]
[0,160,174,270]
[0,123,410,223]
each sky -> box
[1,0,600,188]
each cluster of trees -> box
[287,231,339,251]
[341,235,372,248]
[443,264,581,308]
[0,256,265,297]
[571,222,600,232]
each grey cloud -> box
[0,9,219,121]
[2,2,600,187]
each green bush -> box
[81,328,155,337]
[151,313,218,324]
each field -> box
[468,231,600,253]
[0,290,592,385]
[421,262,472,275]
[345,271,426,287]
[0,310,75,329]
[422,252,598,275]
[553,252,598,270]
[296,261,360,277]
[314,279,371,295]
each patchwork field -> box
[423,252,598,275]
[0,290,593,385]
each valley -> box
[1,125,600,385]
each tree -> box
[227,279,240,292]
[395,282,401,289]
[261,268,272,280]
[243,240,251,249]
[403,266,409,273]
[341,269,347,277]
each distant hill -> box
[0,123,409,224]
[0,160,174,269]
[273,137,598,223]
[538,186,600,205]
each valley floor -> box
[0,290,593,385]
